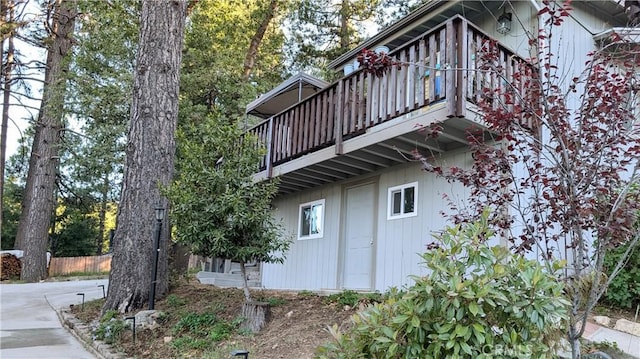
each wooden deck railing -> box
[249,15,533,175]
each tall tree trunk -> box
[1,0,15,244]
[241,0,279,82]
[16,0,75,281]
[104,0,186,314]
[339,0,350,50]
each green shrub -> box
[94,309,128,344]
[317,213,570,359]
[172,312,220,337]
[100,309,119,323]
[325,290,361,307]
[166,294,187,308]
[264,297,288,307]
[170,336,211,351]
[298,290,317,297]
[602,241,640,309]
[170,311,238,351]
[95,317,128,344]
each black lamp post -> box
[148,203,164,310]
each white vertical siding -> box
[374,150,476,291]
[262,186,342,290]
[470,1,537,60]
[262,148,476,292]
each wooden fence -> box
[49,254,112,276]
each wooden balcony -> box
[249,15,532,195]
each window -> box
[387,182,418,219]
[298,199,325,240]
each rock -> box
[163,336,173,343]
[134,310,164,329]
[583,352,612,359]
[592,315,611,327]
[285,311,293,318]
[613,318,640,336]
[343,305,351,311]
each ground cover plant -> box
[70,281,355,358]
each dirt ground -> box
[72,279,356,359]
[69,277,640,359]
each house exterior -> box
[240,1,630,292]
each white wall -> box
[262,149,476,292]
[263,186,342,290]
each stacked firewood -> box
[1,253,21,280]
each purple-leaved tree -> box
[358,1,639,357]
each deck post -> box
[456,19,468,117]
[445,20,456,117]
[265,117,274,178]
[335,79,344,154]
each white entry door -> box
[342,182,375,290]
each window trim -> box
[387,182,418,220]
[298,199,325,240]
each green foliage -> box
[58,0,137,255]
[172,312,219,337]
[170,336,212,351]
[101,309,119,323]
[166,294,187,308]
[317,214,569,359]
[95,310,128,344]
[165,118,290,266]
[181,0,285,122]
[325,290,361,307]
[53,271,109,278]
[1,180,23,249]
[298,290,318,297]
[263,297,288,307]
[602,241,640,309]
[170,311,240,351]
[284,0,381,75]
[50,204,99,257]
[325,290,385,307]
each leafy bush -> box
[298,290,317,298]
[166,294,187,308]
[94,311,128,345]
[325,290,383,307]
[172,312,220,337]
[170,311,239,351]
[100,309,119,323]
[263,297,288,307]
[317,214,569,359]
[170,336,211,351]
[602,241,640,309]
[326,290,360,307]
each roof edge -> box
[245,72,329,115]
[327,0,457,69]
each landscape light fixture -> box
[155,204,165,221]
[497,10,512,34]
[231,350,249,358]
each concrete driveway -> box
[0,279,108,359]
